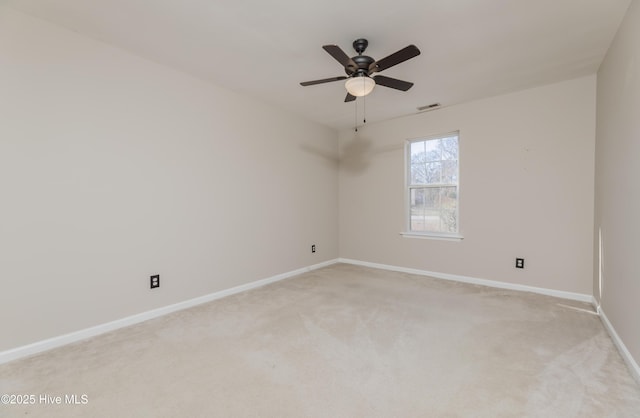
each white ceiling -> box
[7,0,631,130]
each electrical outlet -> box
[150,274,160,289]
[311,244,316,253]
[515,258,524,269]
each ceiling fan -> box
[300,38,421,102]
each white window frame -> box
[401,131,463,241]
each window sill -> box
[400,232,464,241]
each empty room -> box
[1,0,639,416]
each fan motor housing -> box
[346,55,375,76]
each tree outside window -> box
[407,133,459,234]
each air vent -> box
[416,103,441,112]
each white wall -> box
[339,76,596,295]
[0,8,338,352]
[595,0,640,367]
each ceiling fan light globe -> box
[345,76,375,97]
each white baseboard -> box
[338,258,594,303]
[597,307,640,384]
[0,258,340,365]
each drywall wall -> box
[339,76,596,295]
[0,8,338,352]
[595,0,640,369]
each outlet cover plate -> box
[150,274,160,289]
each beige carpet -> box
[1,263,639,417]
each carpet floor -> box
[1,263,639,417]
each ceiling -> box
[6,0,631,130]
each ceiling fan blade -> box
[323,45,358,72]
[300,76,347,86]
[374,75,414,91]
[344,93,356,102]
[370,45,421,73]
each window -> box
[404,132,461,239]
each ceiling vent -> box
[416,103,441,112]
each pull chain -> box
[362,76,367,125]
[353,76,369,132]
[354,97,358,132]
[363,93,366,125]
